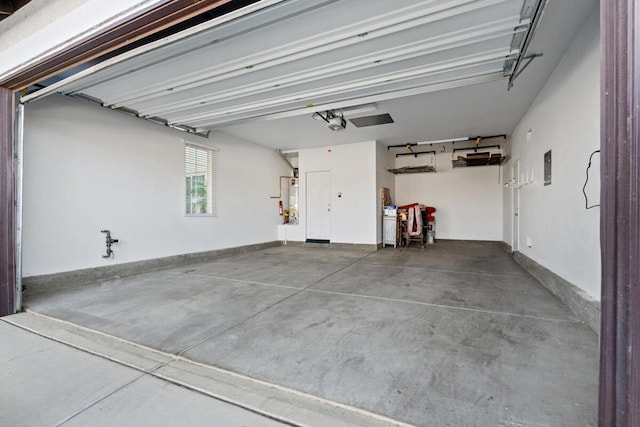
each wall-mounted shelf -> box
[452,155,508,168]
[388,165,436,174]
[395,150,436,158]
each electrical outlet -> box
[526,236,532,248]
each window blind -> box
[185,143,216,216]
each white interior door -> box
[511,160,520,252]
[306,171,331,242]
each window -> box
[184,143,216,216]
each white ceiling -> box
[27,0,598,150]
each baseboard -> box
[23,241,281,296]
[330,242,379,251]
[510,250,600,334]
[497,241,512,254]
[280,241,379,251]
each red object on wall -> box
[398,204,436,213]
[398,203,419,210]
[279,201,283,216]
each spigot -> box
[101,229,119,259]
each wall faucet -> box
[101,229,119,259]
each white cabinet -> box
[383,216,399,248]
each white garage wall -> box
[22,95,290,276]
[394,150,504,241]
[294,141,378,245]
[503,8,600,299]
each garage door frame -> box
[0,1,638,424]
[598,0,640,424]
[0,88,15,317]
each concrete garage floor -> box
[22,241,598,426]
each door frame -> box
[305,170,331,243]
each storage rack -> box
[451,144,508,168]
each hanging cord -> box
[583,149,600,209]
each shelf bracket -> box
[453,144,501,153]
[395,150,436,158]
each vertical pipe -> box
[14,101,24,313]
